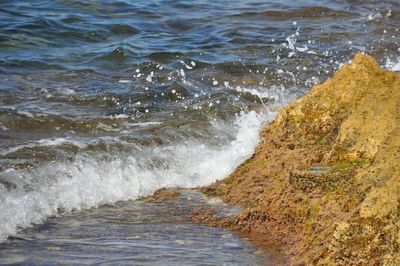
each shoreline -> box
[191,54,400,265]
[148,188,289,264]
[190,202,289,265]
[0,188,276,265]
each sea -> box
[0,0,399,264]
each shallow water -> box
[0,191,280,265]
[0,0,399,263]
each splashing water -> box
[0,0,399,247]
[0,110,273,242]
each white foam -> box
[0,124,8,131]
[367,12,382,21]
[118,79,132,83]
[16,110,35,118]
[233,85,298,108]
[128,121,163,127]
[385,57,400,71]
[0,138,87,156]
[0,110,274,242]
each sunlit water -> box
[0,0,399,264]
[0,190,282,265]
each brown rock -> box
[140,188,181,202]
[202,54,400,265]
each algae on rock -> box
[203,54,400,265]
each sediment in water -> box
[196,54,400,265]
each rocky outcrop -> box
[201,54,400,265]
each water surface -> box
[0,0,399,263]
[0,191,281,265]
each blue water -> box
[0,190,282,265]
[0,0,399,264]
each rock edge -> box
[199,54,400,265]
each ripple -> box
[231,6,356,20]
[0,0,399,255]
[98,47,131,61]
[109,24,141,35]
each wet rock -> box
[202,54,400,265]
[140,188,181,202]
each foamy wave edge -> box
[0,110,275,242]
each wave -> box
[0,110,274,242]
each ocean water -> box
[0,0,399,264]
[0,190,282,265]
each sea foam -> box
[0,110,274,242]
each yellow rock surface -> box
[205,54,400,265]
